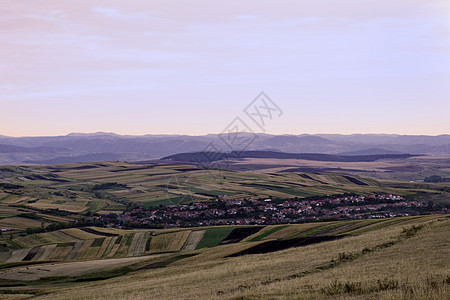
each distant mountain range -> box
[162,151,417,163]
[0,132,449,165]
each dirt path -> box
[182,230,205,252]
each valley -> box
[0,159,448,299]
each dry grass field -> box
[0,215,447,299]
[148,230,191,254]
[0,217,46,231]
[0,256,153,281]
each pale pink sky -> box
[1,0,449,137]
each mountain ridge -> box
[162,151,418,163]
[0,133,448,165]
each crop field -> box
[228,156,450,180]
[0,216,421,267]
[0,229,157,265]
[246,225,289,242]
[182,230,206,252]
[0,256,153,281]
[0,161,448,298]
[61,228,104,240]
[2,161,446,229]
[0,214,446,299]
[148,230,191,254]
[0,217,47,231]
[0,224,266,266]
[0,215,445,268]
[195,227,236,249]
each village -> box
[101,194,448,228]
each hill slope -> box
[0,215,446,299]
[162,150,416,163]
[0,133,449,164]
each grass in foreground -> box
[0,215,446,300]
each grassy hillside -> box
[0,214,447,299]
[0,161,448,298]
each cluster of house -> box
[100,193,448,227]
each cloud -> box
[21,9,68,22]
[91,7,155,19]
[1,0,449,136]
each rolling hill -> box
[162,150,417,163]
[0,215,448,299]
[0,160,441,223]
[0,133,449,164]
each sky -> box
[1,0,449,137]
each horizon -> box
[1,131,450,139]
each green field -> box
[195,227,236,249]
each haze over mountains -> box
[0,133,449,165]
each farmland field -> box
[182,230,205,251]
[195,227,236,249]
[4,217,427,267]
[0,214,447,299]
[148,230,190,253]
[0,161,449,298]
[1,161,448,231]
